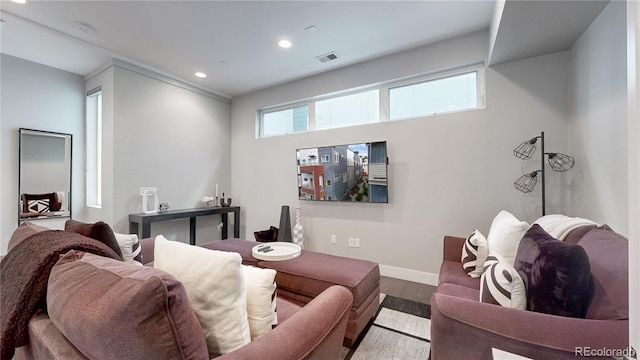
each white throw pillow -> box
[154,235,251,357]
[114,232,142,265]
[533,214,597,240]
[479,255,526,309]
[242,265,277,340]
[461,229,488,278]
[486,210,529,266]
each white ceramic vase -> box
[293,208,304,249]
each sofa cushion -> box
[435,282,480,302]
[438,260,481,290]
[154,235,251,357]
[242,265,277,339]
[258,250,379,310]
[47,250,209,360]
[578,227,628,320]
[64,219,123,259]
[461,229,488,278]
[273,296,302,325]
[479,255,526,309]
[7,221,50,251]
[114,232,143,265]
[514,224,594,318]
[486,210,530,266]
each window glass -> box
[262,105,308,137]
[389,71,477,120]
[86,90,102,208]
[315,90,379,130]
[257,65,483,138]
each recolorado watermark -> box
[575,346,636,358]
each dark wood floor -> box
[379,276,437,304]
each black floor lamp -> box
[513,131,575,216]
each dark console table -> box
[129,206,240,245]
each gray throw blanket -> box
[0,230,121,359]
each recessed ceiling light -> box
[278,39,292,49]
[11,0,26,4]
[195,72,207,78]
[75,21,95,34]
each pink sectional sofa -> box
[3,223,353,360]
[430,225,630,360]
[140,238,381,347]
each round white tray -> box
[252,242,301,261]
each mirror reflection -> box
[19,128,72,221]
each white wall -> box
[231,30,571,284]
[84,60,233,244]
[0,54,84,254]
[627,0,639,353]
[568,1,628,234]
[569,0,638,350]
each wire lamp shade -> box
[547,153,575,172]
[514,171,539,193]
[513,138,539,160]
[513,132,576,216]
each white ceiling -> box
[0,1,610,99]
[489,0,609,66]
[0,0,495,98]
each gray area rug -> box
[341,294,431,360]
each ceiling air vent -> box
[316,52,339,63]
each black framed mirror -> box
[18,128,72,221]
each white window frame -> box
[86,88,102,208]
[383,64,485,121]
[256,63,485,138]
[258,102,312,138]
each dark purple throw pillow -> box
[514,224,594,318]
[65,219,123,259]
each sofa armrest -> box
[219,285,353,360]
[139,237,155,265]
[442,236,465,262]
[431,293,629,360]
[14,311,87,360]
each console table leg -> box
[221,213,229,240]
[142,223,151,239]
[233,209,240,238]
[189,217,197,245]
[129,222,138,236]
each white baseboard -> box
[379,265,439,286]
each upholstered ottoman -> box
[202,239,380,347]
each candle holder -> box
[220,193,232,207]
[202,196,218,208]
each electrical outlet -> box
[139,187,157,196]
[348,237,355,247]
[331,235,336,244]
[355,238,360,248]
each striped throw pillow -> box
[461,229,488,278]
[242,265,278,340]
[480,256,526,309]
[115,232,143,265]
